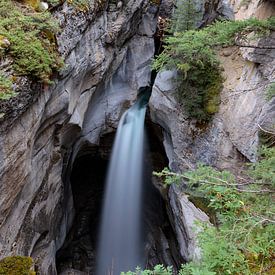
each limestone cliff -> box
[0,1,158,273]
[0,0,274,274]
[149,0,274,263]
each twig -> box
[257,123,275,135]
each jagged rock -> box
[1,0,274,274]
[231,0,275,20]
[169,185,209,261]
[217,0,234,19]
[0,1,157,274]
[150,31,275,166]
[149,31,275,262]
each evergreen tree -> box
[171,0,202,33]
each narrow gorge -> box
[0,0,274,274]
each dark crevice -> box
[56,121,183,274]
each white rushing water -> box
[96,94,148,275]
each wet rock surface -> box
[0,0,274,274]
[0,1,158,274]
[56,124,183,274]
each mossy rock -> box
[188,194,218,225]
[0,1,62,85]
[0,256,36,275]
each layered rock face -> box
[149,0,275,263]
[0,0,274,273]
[0,1,158,273]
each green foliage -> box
[249,146,275,188]
[153,17,275,122]
[154,147,275,274]
[176,62,223,121]
[121,265,173,275]
[265,82,275,101]
[171,0,202,33]
[0,72,16,100]
[0,0,62,84]
[0,256,35,275]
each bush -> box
[153,17,275,122]
[0,256,35,275]
[0,0,62,100]
[171,0,202,33]
[121,265,173,275]
[154,147,275,274]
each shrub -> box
[154,146,275,274]
[0,256,35,275]
[0,1,62,82]
[0,0,62,101]
[153,17,275,122]
[171,0,202,33]
[121,265,173,275]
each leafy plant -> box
[67,0,106,11]
[153,17,275,122]
[171,0,202,33]
[154,146,275,274]
[0,0,62,99]
[121,265,173,275]
[67,0,90,10]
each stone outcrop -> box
[0,1,158,274]
[0,0,274,273]
[149,20,274,265]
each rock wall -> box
[0,0,274,273]
[149,0,275,263]
[0,1,158,274]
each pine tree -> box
[171,0,202,33]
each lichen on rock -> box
[0,256,35,275]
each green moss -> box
[0,256,35,275]
[21,0,40,10]
[0,72,16,100]
[0,0,62,85]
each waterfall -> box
[96,91,149,275]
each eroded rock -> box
[0,1,158,273]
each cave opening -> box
[56,120,183,274]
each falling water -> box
[96,90,150,275]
